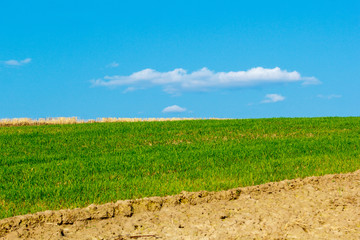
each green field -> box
[0,117,359,219]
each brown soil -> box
[1,170,360,240]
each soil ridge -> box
[1,169,359,238]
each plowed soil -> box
[1,170,360,240]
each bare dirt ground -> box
[1,170,360,240]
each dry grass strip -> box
[0,117,226,127]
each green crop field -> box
[0,117,359,219]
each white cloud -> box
[162,105,187,113]
[3,58,31,66]
[261,94,285,103]
[21,58,31,64]
[107,62,119,68]
[301,77,321,85]
[122,87,137,93]
[91,67,319,94]
[317,94,342,99]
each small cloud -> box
[261,94,285,103]
[162,105,187,113]
[21,58,32,64]
[301,77,322,85]
[122,87,137,93]
[3,58,31,66]
[106,62,119,68]
[92,67,319,94]
[317,94,342,99]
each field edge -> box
[1,168,359,237]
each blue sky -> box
[1,0,359,119]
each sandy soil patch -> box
[1,170,359,240]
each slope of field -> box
[0,117,359,219]
[1,170,359,239]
